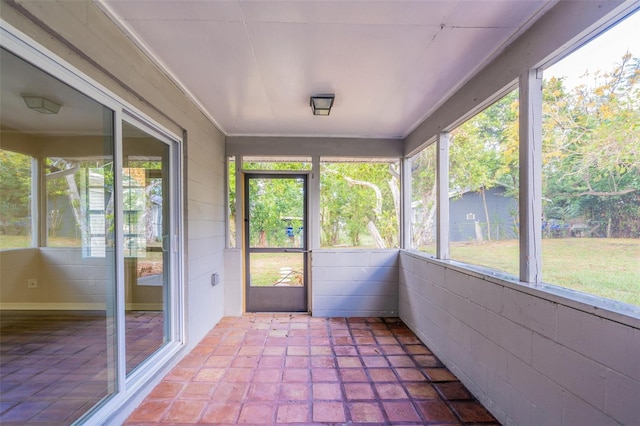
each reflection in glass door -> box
[122,121,171,374]
[245,174,308,312]
[0,47,117,424]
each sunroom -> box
[0,1,638,424]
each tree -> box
[542,54,640,237]
[0,149,31,234]
[410,145,437,249]
[321,161,399,248]
[449,90,520,241]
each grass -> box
[0,235,81,249]
[249,252,304,287]
[449,238,640,307]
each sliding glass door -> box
[0,44,182,424]
[122,121,175,375]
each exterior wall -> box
[399,250,640,425]
[1,0,226,342]
[1,0,227,422]
[450,187,518,242]
[312,250,399,317]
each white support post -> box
[400,157,412,250]
[437,133,450,260]
[519,69,543,283]
[32,156,44,247]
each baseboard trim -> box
[0,302,106,310]
[0,303,163,311]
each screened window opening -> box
[448,89,520,276]
[0,149,33,250]
[243,156,312,171]
[541,11,640,307]
[320,158,400,249]
[410,144,437,255]
[227,156,236,248]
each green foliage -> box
[248,177,305,247]
[410,144,437,250]
[441,54,639,239]
[0,149,31,235]
[450,90,519,196]
[542,54,640,237]
[320,161,399,248]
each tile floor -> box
[0,310,164,424]
[126,314,498,425]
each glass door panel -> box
[0,47,117,423]
[122,121,170,374]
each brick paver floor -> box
[125,314,499,425]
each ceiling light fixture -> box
[22,95,61,114]
[310,94,335,116]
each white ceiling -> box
[0,47,107,136]
[100,0,557,139]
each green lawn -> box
[450,238,640,306]
[0,235,81,249]
[249,252,304,287]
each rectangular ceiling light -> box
[310,95,335,116]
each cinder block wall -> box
[312,250,399,317]
[0,250,41,307]
[399,250,640,425]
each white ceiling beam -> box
[226,136,402,158]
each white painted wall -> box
[0,249,41,307]
[0,248,114,309]
[224,248,243,316]
[399,250,640,425]
[1,1,227,423]
[312,250,399,317]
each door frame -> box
[243,172,309,312]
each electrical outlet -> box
[27,279,38,289]
[211,273,220,287]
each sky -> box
[545,9,640,88]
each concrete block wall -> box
[312,250,399,317]
[0,249,41,307]
[37,248,112,308]
[398,250,640,425]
